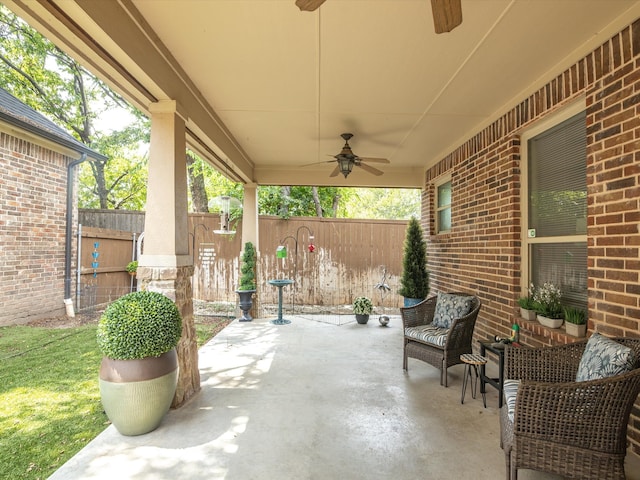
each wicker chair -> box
[500,338,640,480]
[401,293,481,386]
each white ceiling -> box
[6,0,640,187]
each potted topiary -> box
[532,282,563,328]
[236,241,257,322]
[126,260,138,276]
[97,290,182,436]
[353,296,373,325]
[563,306,587,337]
[398,217,429,307]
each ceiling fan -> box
[295,0,462,34]
[304,133,390,178]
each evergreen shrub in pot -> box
[236,241,257,322]
[97,290,182,436]
[398,217,429,307]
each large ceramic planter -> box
[403,297,424,308]
[537,315,563,329]
[236,289,256,322]
[565,322,587,337]
[520,307,536,321]
[99,348,178,436]
[355,314,370,324]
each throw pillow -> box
[432,293,474,329]
[575,333,636,382]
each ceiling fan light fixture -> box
[338,157,354,178]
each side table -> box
[460,353,487,405]
[479,340,506,408]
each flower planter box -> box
[537,315,563,329]
[520,307,536,321]
[565,322,587,337]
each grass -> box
[0,316,231,480]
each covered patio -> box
[49,316,640,479]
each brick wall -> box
[424,19,640,454]
[0,131,72,325]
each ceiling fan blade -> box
[358,163,384,176]
[329,165,341,177]
[301,159,336,167]
[431,0,462,34]
[358,157,390,164]
[295,0,326,11]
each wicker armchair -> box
[401,292,481,386]
[500,338,640,480]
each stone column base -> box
[138,265,200,407]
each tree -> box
[398,217,429,300]
[0,6,149,209]
[258,185,342,218]
[186,151,209,212]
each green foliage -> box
[238,242,257,291]
[398,217,429,299]
[563,306,586,325]
[0,6,150,210]
[341,187,421,219]
[96,291,182,360]
[353,296,373,315]
[258,186,341,218]
[126,261,138,273]
[517,296,535,309]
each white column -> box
[242,183,259,249]
[141,100,190,267]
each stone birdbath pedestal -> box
[268,279,294,325]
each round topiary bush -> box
[97,291,182,360]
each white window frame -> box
[435,175,452,234]
[520,99,587,296]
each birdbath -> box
[268,279,294,325]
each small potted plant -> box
[532,282,563,328]
[97,290,182,436]
[517,284,537,320]
[126,260,138,276]
[353,296,373,325]
[236,241,257,322]
[563,306,587,337]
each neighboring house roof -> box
[0,87,107,161]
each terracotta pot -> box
[99,348,178,436]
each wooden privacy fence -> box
[77,212,409,311]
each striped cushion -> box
[503,379,521,423]
[404,324,448,347]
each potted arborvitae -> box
[564,306,587,337]
[353,296,373,325]
[97,290,182,436]
[398,217,429,307]
[236,241,257,322]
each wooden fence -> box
[77,211,409,313]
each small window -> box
[436,179,452,233]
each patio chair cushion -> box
[503,378,520,422]
[432,292,474,329]
[404,324,448,347]
[575,332,636,382]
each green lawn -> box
[0,317,231,480]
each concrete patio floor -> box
[50,316,640,480]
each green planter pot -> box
[99,348,178,436]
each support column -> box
[241,183,260,317]
[138,100,200,407]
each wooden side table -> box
[460,353,488,404]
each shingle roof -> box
[0,87,106,160]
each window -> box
[522,106,587,309]
[436,178,451,233]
